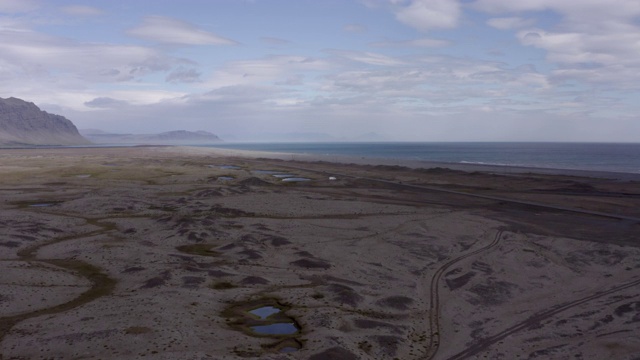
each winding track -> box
[445,276,640,359]
[263,161,640,358]
[424,230,504,360]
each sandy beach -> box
[1,146,639,359]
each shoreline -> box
[3,143,639,181]
[175,145,640,181]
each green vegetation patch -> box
[0,258,116,343]
[175,243,220,257]
[210,281,236,290]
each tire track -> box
[266,162,640,222]
[424,230,504,360]
[445,277,640,360]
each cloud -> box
[515,24,640,87]
[487,17,535,30]
[473,0,640,90]
[0,18,192,113]
[393,0,461,31]
[84,97,129,109]
[370,37,450,47]
[61,5,104,16]
[0,28,168,82]
[0,35,171,83]
[166,67,201,83]
[128,16,238,45]
[344,24,367,33]
[4,0,639,142]
[205,55,330,89]
[329,50,406,66]
[473,0,640,21]
[261,37,291,45]
[0,0,40,13]
[320,54,550,109]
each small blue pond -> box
[281,178,311,182]
[249,306,281,319]
[272,174,295,178]
[29,203,55,207]
[252,170,281,174]
[251,323,299,335]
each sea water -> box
[202,142,640,174]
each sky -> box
[1,0,640,142]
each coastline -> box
[1,146,639,359]
[177,145,640,181]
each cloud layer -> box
[128,16,237,45]
[0,0,638,141]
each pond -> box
[252,170,281,174]
[210,165,241,170]
[249,306,281,319]
[251,322,299,335]
[281,178,311,182]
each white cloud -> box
[128,16,237,45]
[344,24,367,33]
[61,5,104,16]
[329,50,406,66]
[320,55,550,110]
[0,20,192,112]
[0,0,40,13]
[84,97,129,109]
[371,37,450,47]
[0,30,167,82]
[261,37,291,45]
[473,0,640,21]
[205,55,330,89]
[487,17,535,30]
[393,0,461,31]
[474,0,640,90]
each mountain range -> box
[0,97,224,147]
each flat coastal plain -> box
[0,146,639,360]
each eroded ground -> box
[0,147,639,360]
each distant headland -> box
[0,97,89,147]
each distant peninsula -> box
[80,129,222,145]
[0,97,89,147]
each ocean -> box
[203,142,640,175]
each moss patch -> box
[210,281,236,290]
[176,244,220,257]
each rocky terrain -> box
[0,146,639,359]
[0,97,89,146]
